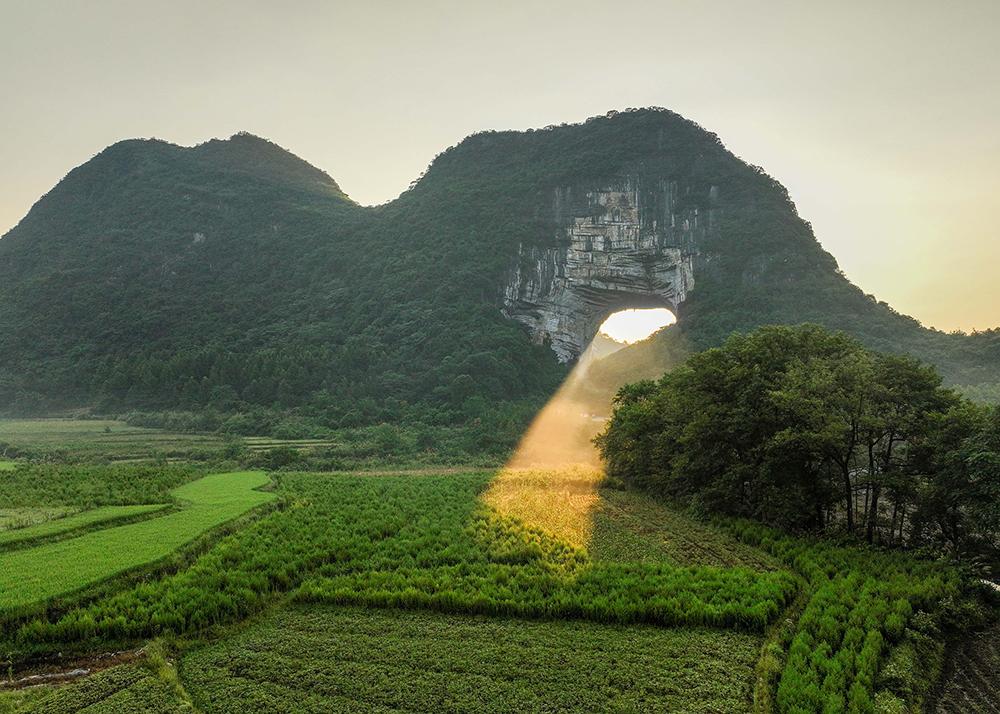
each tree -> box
[597,324,990,554]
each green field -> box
[0,504,170,548]
[0,419,225,461]
[0,460,17,471]
[181,606,762,713]
[592,488,783,571]
[0,465,777,712]
[0,459,986,712]
[0,662,184,713]
[0,471,273,610]
[0,507,75,531]
[0,606,762,713]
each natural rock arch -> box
[502,177,712,361]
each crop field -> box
[5,471,794,650]
[483,465,602,549]
[0,504,169,548]
[0,460,981,713]
[0,462,200,510]
[0,507,75,531]
[241,436,337,452]
[0,662,184,713]
[932,621,1000,712]
[180,606,763,712]
[0,471,273,610]
[0,419,226,462]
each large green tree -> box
[598,324,998,560]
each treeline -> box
[120,402,540,466]
[597,324,1000,565]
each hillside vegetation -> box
[1,110,998,440]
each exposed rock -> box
[502,177,710,361]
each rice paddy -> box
[0,504,169,549]
[0,419,225,462]
[0,429,975,713]
[0,471,273,610]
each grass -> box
[0,504,170,549]
[9,471,794,656]
[0,460,16,471]
[0,419,225,462]
[0,507,76,531]
[0,463,199,510]
[181,605,763,713]
[721,518,964,713]
[0,471,273,611]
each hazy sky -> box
[601,309,677,344]
[2,0,997,331]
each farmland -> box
[0,419,227,462]
[0,418,512,468]
[0,507,74,531]
[0,504,169,548]
[0,464,799,711]
[0,452,991,711]
[181,606,762,712]
[0,471,274,610]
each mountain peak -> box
[191,132,348,199]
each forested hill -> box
[1,109,998,427]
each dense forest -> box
[1,109,998,434]
[597,324,1000,567]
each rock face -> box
[502,177,710,361]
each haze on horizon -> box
[1,0,997,333]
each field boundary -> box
[0,504,173,552]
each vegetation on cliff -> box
[1,109,998,435]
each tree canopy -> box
[597,324,1000,564]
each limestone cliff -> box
[503,177,710,361]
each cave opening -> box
[597,307,677,346]
[505,306,680,471]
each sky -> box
[600,309,677,344]
[1,0,997,332]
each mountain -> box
[1,109,998,430]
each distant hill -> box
[1,109,998,428]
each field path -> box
[0,471,273,610]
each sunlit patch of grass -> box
[0,460,17,471]
[482,465,603,550]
